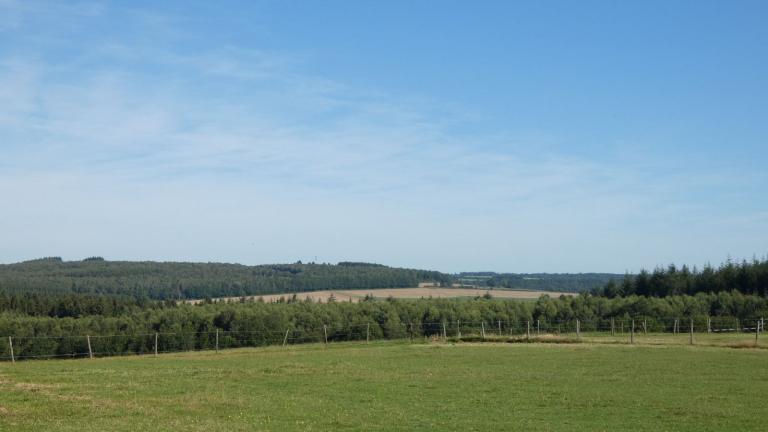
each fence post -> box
[87,335,93,359]
[526,320,530,339]
[457,320,461,340]
[537,320,540,336]
[154,332,158,357]
[8,336,14,364]
[576,319,581,339]
[498,320,502,336]
[481,321,486,340]
[756,320,759,344]
[366,323,370,343]
[323,325,328,345]
[611,318,615,336]
[643,319,647,335]
[630,319,635,344]
[689,319,694,345]
[283,329,290,347]
[707,317,711,334]
[215,330,220,353]
[442,321,447,341]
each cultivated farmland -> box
[1,341,766,431]
[185,287,575,304]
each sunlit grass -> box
[1,340,766,431]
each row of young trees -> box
[2,291,767,360]
[595,258,768,298]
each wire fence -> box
[1,317,765,362]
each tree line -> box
[0,259,452,300]
[594,258,768,298]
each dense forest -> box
[457,272,621,292]
[2,292,766,360]
[0,292,157,318]
[594,258,768,298]
[0,258,452,300]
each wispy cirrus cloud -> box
[1,1,765,271]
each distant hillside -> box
[456,272,623,293]
[0,258,452,300]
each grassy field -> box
[1,341,766,431]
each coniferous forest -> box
[0,258,452,300]
[594,258,768,297]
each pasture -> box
[1,341,766,431]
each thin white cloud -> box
[1,1,765,271]
[0,0,103,29]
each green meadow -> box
[1,341,766,431]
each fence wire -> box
[1,317,765,362]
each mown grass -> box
[1,340,766,431]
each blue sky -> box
[1,0,766,272]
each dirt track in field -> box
[186,287,575,304]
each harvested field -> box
[186,287,575,304]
